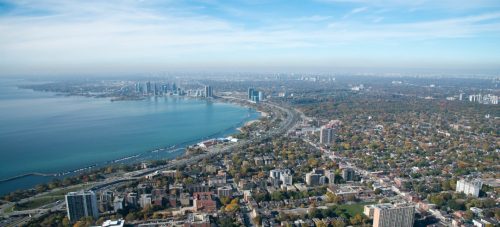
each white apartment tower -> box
[456,178,482,197]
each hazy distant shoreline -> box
[0,81,260,195]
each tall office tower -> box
[145,81,152,95]
[492,95,498,104]
[204,85,213,98]
[172,83,177,93]
[248,88,254,100]
[372,203,415,227]
[162,84,168,94]
[135,83,142,93]
[65,191,99,222]
[342,168,355,181]
[153,83,158,96]
[258,91,264,101]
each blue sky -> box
[1,0,500,75]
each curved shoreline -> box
[0,95,260,195]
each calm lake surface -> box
[0,79,258,195]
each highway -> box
[1,99,301,226]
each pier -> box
[0,172,59,183]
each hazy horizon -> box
[1,0,500,75]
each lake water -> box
[0,79,258,195]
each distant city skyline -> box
[1,0,500,75]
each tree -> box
[219,216,236,227]
[350,214,364,225]
[152,212,162,219]
[271,191,284,201]
[253,215,262,225]
[309,207,321,219]
[225,203,240,212]
[448,199,465,211]
[345,194,356,202]
[316,220,327,227]
[332,219,346,227]
[463,210,474,220]
[95,217,106,225]
[220,196,231,205]
[326,192,341,204]
[35,184,48,193]
[62,217,70,227]
[73,216,94,227]
[125,212,137,222]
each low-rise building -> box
[217,185,232,198]
[184,213,211,227]
[193,192,216,213]
[180,193,191,207]
[102,219,125,227]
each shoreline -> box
[0,90,261,196]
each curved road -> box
[1,99,301,227]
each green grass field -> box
[337,202,374,217]
[14,195,64,210]
[44,184,88,197]
[14,196,64,211]
[12,184,90,211]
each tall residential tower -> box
[65,191,99,222]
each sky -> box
[1,0,500,75]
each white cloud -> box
[343,7,368,19]
[351,7,368,14]
[319,0,500,8]
[372,17,384,23]
[294,15,332,22]
[0,0,499,74]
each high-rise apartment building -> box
[372,203,414,227]
[320,127,335,144]
[319,120,341,145]
[456,178,482,197]
[65,191,99,222]
[342,168,355,181]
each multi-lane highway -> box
[1,99,301,226]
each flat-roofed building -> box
[65,190,99,222]
[372,203,415,227]
[217,185,232,198]
[113,197,124,212]
[456,178,482,197]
